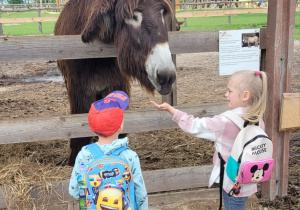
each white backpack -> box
[221,111,274,194]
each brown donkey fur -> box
[54,0,177,166]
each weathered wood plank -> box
[0,34,117,62]
[0,103,228,145]
[0,165,213,209]
[261,0,297,200]
[162,5,178,106]
[148,188,219,210]
[0,7,63,12]
[64,188,262,210]
[0,17,58,23]
[144,165,212,193]
[0,28,267,62]
[279,93,300,131]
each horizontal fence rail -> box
[0,7,63,12]
[0,28,267,62]
[0,165,213,209]
[0,103,228,144]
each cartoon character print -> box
[89,174,102,205]
[97,164,104,169]
[113,168,120,176]
[97,188,132,210]
[86,198,92,208]
[116,179,124,188]
[104,182,112,188]
[250,163,269,182]
[100,168,121,180]
[122,170,131,184]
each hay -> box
[0,140,72,209]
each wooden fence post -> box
[38,0,43,33]
[0,11,3,36]
[228,2,231,25]
[37,9,43,33]
[261,0,297,200]
[162,0,177,106]
[184,0,187,27]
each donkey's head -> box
[81,0,176,95]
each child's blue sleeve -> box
[69,151,89,199]
[127,151,149,210]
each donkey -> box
[54,0,177,166]
[242,35,259,47]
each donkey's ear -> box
[81,0,117,43]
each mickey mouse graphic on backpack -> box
[250,163,270,182]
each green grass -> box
[295,12,300,40]
[3,22,57,36]
[0,11,299,39]
[178,11,300,39]
[177,13,268,31]
[176,7,268,13]
[1,11,59,36]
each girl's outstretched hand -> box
[150,101,176,115]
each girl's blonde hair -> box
[230,70,268,124]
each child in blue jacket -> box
[69,91,148,210]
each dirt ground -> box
[0,40,299,209]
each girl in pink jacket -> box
[151,70,268,210]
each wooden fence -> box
[0,0,298,208]
[0,29,264,209]
[0,7,62,35]
[0,30,249,62]
[3,3,299,35]
[1,1,299,35]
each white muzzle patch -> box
[145,43,176,92]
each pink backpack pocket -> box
[237,158,274,184]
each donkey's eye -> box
[125,12,142,28]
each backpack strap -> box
[221,111,244,130]
[85,143,104,159]
[85,143,130,159]
[218,152,226,210]
[218,111,243,209]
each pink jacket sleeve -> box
[172,109,225,142]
